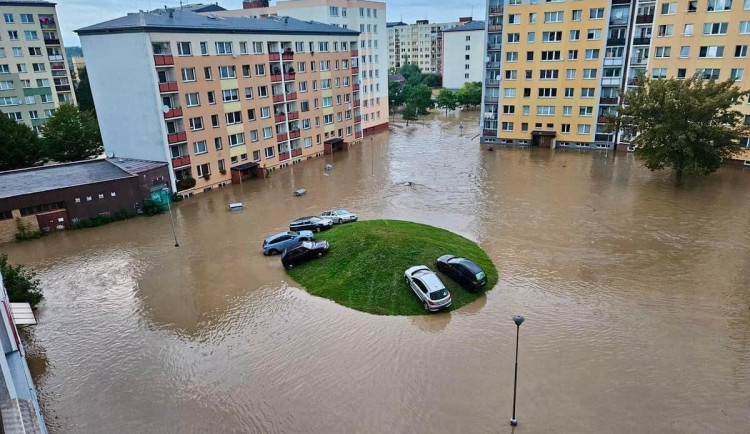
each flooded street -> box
[4,110,750,433]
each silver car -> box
[404,266,452,312]
[321,209,358,224]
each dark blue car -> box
[263,231,314,255]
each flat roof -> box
[0,158,165,200]
[442,21,485,33]
[0,1,56,6]
[77,9,359,36]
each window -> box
[252,150,261,162]
[657,25,674,37]
[504,88,516,98]
[540,69,558,79]
[541,51,561,61]
[508,33,520,43]
[260,107,270,118]
[585,49,600,60]
[570,30,580,41]
[263,127,273,138]
[699,46,724,58]
[572,9,582,21]
[251,42,263,54]
[589,8,604,19]
[677,68,687,79]
[565,88,574,98]
[577,125,591,134]
[215,42,233,55]
[258,86,268,98]
[12,47,23,57]
[28,47,41,57]
[185,93,200,107]
[538,88,557,98]
[226,111,242,125]
[324,114,333,124]
[3,13,13,23]
[24,30,38,40]
[210,114,220,128]
[544,11,563,23]
[568,50,579,60]
[8,31,19,41]
[652,68,667,78]
[181,68,196,82]
[18,64,27,73]
[505,70,517,80]
[178,42,192,56]
[543,31,563,42]
[200,42,208,55]
[654,47,671,58]
[219,66,236,79]
[245,87,253,99]
[204,67,212,80]
[193,140,207,154]
[503,105,515,114]
[222,88,239,102]
[731,68,744,81]
[561,124,571,134]
[189,117,204,131]
[522,106,530,115]
[508,14,520,24]
[31,63,45,72]
[581,88,595,98]
[207,91,215,105]
[528,32,536,43]
[20,13,33,23]
[680,46,691,57]
[265,146,274,158]
[240,41,248,54]
[229,133,245,147]
[197,163,210,178]
[255,64,266,76]
[583,69,597,79]
[529,12,537,24]
[537,106,556,116]
[703,22,729,35]
[250,130,259,142]
[587,29,602,40]
[661,2,677,14]
[707,0,732,11]
[741,21,750,34]
[330,6,339,16]
[684,24,695,36]
[506,52,518,62]
[745,0,750,9]
[736,45,749,57]
[566,69,576,79]
[697,68,721,79]
[501,122,514,131]
[215,137,223,150]
[579,106,593,116]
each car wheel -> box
[269,249,279,255]
[423,301,430,311]
[317,252,323,257]
[286,263,294,270]
[263,250,269,256]
[404,276,410,285]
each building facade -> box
[441,21,485,89]
[0,0,76,132]
[78,10,364,196]
[387,19,463,74]
[480,0,750,159]
[214,0,389,135]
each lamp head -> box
[513,315,525,326]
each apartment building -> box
[214,1,389,135]
[387,19,463,74]
[480,0,750,157]
[0,0,75,132]
[442,21,486,89]
[77,10,363,196]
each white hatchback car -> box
[321,209,358,224]
[404,266,452,312]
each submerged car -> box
[290,216,333,232]
[404,266,452,312]
[436,255,487,291]
[321,209,358,224]
[263,231,314,255]
[281,240,330,269]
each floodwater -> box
[3,111,750,433]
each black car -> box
[281,241,330,269]
[436,255,487,290]
[289,216,333,232]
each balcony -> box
[484,96,499,104]
[273,94,285,103]
[607,38,626,46]
[271,74,283,82]
[48,55,63,61]
[279,152,291,161]
[159,82,179,92]
[353,84,360,91]
[282,52,294,60]
[636,15,654,24]
[603,57,624,67]
[599,97,619,105]
[44,38,60,45]
[167,131,187,143]
[483,128,498,137]
[153,55,174,66]
[164,107,183,119]
[55,84,70,91]
[595,134,612,142]
[277,133,288,142]
[172,155,191,168]
[284,72,295,81]
[286,92,297,100]
[353,99,361,107]
[629,57,647,66]
[269,52,281,61]
[355,116,362,123]
[351,50,359,57]
[351,67,359,74]
[289,130,300,139]
[485,79,500,87]
[487,43,502,51]
[486,61,502,69]
[597,116,609,124]
[601,77,622,86]
[488,6,503,15]
[633,37,651,46]
[51,70,67,77]
[287,111,299,120]
[488,24,503,33]
[275,114,286,123]
[40,20,56,29]
[612,0,630,4]
[355,131,363,139]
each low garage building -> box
[0,158,169,243]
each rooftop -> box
[387,21,407,28]
[442,21,485,33]
[0,158,166,200]
[76,9,359,36]
[0,0,55,6]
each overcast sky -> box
[58,0,484,47]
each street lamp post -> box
[163,188,179,247]
[510,315,525,426]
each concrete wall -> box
[0,212,39,245]
[442,28,485,89]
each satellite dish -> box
[162,105,170,114]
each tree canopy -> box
[609,75,750,178]
[421,73,442,88]
[41,103,103,163]
[436,88,458,114]
[455,82,482,108]
[0,111,46,171]
[74,67,96,115]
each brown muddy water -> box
[3,111,750,433]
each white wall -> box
[442,29,485,89]
[81,33,169,165]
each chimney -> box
[243,0,270,9]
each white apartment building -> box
[215,0,389,135]
[387,19,464,74]
[441,21,485,89]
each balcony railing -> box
[595,134,612,142]
[282,52,294,60]
[612,0,630,4]
[355,116,362,123]
[164,107,183,118]
[172,155,191,168]
[277,133,288,142]
[599,97,619,105]
[487,43,502,51]
[355,131,363,139]
[48,55,63,61]
[275,114,286,123]
[286,92,297,100]
[488,6,503,15]
[289,130,300,139]
[488,24,503,33]
[153,55,174,66]
[44,38,60,45]
[55,84,70,91]
[607,38,626,46]
[486,61,502,69]
[633,37,651,46]
[273,94,285,103]
[636,15,654,24]
[484,96,499,104]
[159,82,179,92]
[601,77,622,86]
[284,72,295,80]
[609,18,629,26]
[287,111,299,120]
[279,152,290,161]
[351,50,359,57]
[483,128,498,137]
[603,57,624,66]
[353,100,360,107]
[52,70,67,77]
[269,52,281,61]
[167,132,187,144]
[353,84,360,91]
[271,74,283,82]
[351,67,359,74]
[485,79,500,87]
[629,57,647,66]
[597,116,609,124]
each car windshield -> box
[336,210,348,215]
[289,231,299,236]
[309,217,322,223]
[475,272,486,281]
[301,241,314,249]
[429,289,449,301]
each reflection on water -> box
[2,111,750,433]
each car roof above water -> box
[415,271,445,290]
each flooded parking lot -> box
[4,111,750,433]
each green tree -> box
[421,73,442,88]
[405,84,434,115]
[0,111,46,171]
[0,254,43,308]
[74,67,96,115]
[610,75,750,179]
[402,101,418,125]
[389,80,405,114]
[399,63,423,87]
[455,82,482,108]
[41,103,103,162]
[436,88,457,114]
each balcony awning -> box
[324,138,344,145]
[231,162,259,171]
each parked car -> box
[281,240,330,269]
[290,216,333,232]
[321,209,358,224]
[404,266,452,312]
[436,255,487,290]
[263,231,314,255]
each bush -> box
[141,199,166,216]
[176,177,196,191]
[15,218,45,242]
[0,253,43,308]
[69,210,135,230]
